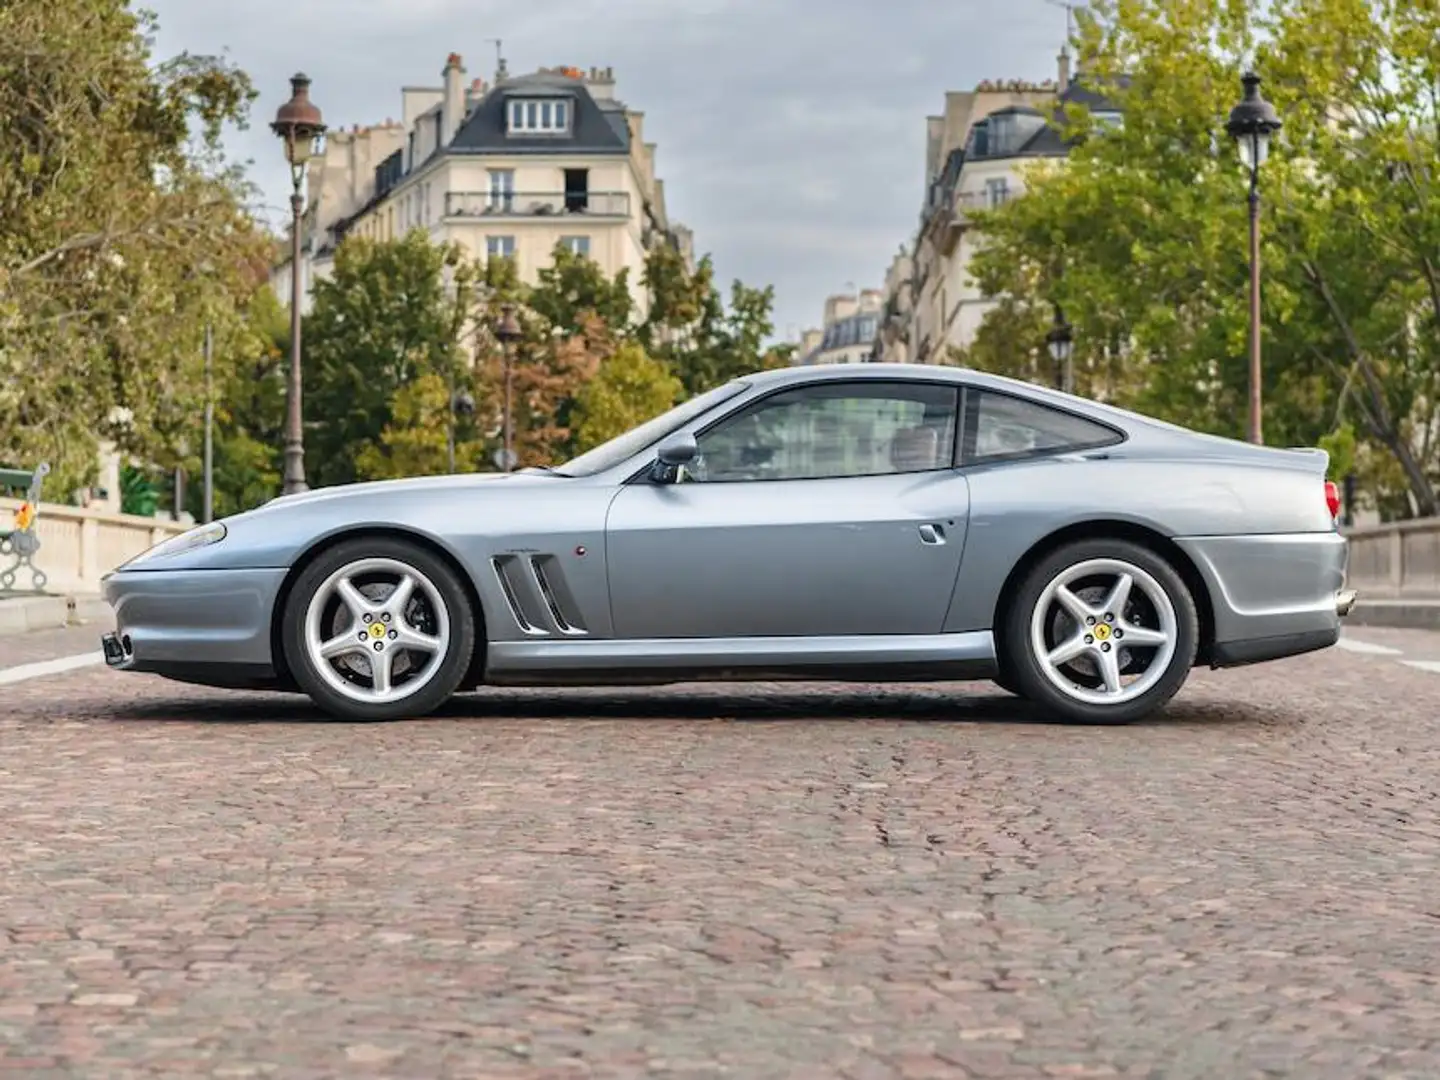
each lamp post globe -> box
[1045,308,1074,394]
[271,74,326,495]
[1225,71,1282,174]
[1225,71,1281,446]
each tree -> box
[473,308,603,467]
[529,243,634,337]
[304,231,472,487]
[959,0,1440,518]
[0,0,268,496]
[354,373,487,479]
[572,341,684,453]
[639,250,790,396]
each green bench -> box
[0,463,51,594]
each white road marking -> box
[1402,661,1440,675]
[1336,636,1403,656]
[0,651,106,686]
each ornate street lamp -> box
[271,73,326,494]
[494,304,523,472]
[1225,71,1282,445]
[1045,305,1074,394]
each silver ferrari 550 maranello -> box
[101,363,1357,724]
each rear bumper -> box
[101,566,288,688]
[1174,531,1350,668]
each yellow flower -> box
[14,503,34,531]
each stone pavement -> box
[2,628,1440,1078]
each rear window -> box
[965,390,1122,463]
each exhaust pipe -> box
[1336,588,1357,617]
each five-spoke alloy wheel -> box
[282,537,476,721]
[1002,538,1198,724]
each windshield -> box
[553,380,749,477]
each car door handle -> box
[918,523,946,545]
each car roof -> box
[743,362,1127,423]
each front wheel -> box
[1002,539,1198,724]
[281,537,476,721]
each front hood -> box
[264,470,527,509]
[227,469,562,526]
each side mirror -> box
[650,432,698,484]
[656,432,698,466]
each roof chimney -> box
[1057,46,1071,93]
[441,52,466,145]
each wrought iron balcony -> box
[444,191,631,219]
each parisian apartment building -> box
[271,53,695,319]
[874,48,1123,365]
[795,290,884,365]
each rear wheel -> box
[1002,538,1198,724]
[281,537,475,721]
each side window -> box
[688,382,959,482]
[965,390,1121,463]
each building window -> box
[486,235,516,261]
[985,178,1010,208]
[508,97,570,134]
[560,235,591,256]
[487,169,514,212]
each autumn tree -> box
[0,0,269,494]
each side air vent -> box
[530,554,588,636]
[490,553,591,637]
[491,555,549,635]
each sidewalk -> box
[0,594,111,637]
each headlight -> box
[123,521,227,568]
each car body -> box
[101,363,1356,723]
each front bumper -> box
[101,565,289,688]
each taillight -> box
[1325,480,1340,520]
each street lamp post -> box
[1225,71,1282,446]
[202,322,213,523]
[271,73,326,495]
[494,303,523,472]
[1045,305,1074,394]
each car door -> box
[604,379,971,640]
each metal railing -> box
[444,191,631,219]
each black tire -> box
[1002,538,1198,724]
[281,536,476,721]
[992,663,1025,697]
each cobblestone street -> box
[3,624,1440,1078]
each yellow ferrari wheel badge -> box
[1093,622,1112,642]
[368,622,386,639]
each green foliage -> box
[572,342,684,453]
[529,244,634,336]
[304,231,474,487]
[354,373,487,479]
[119,466,159,517]
[960,0,1440,518]
[0,0,269,497]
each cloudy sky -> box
[145,0,1072,340]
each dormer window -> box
[508,98,570,135]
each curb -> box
[0,594,109,637]
[1347,599,1440,632]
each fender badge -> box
[575,545,587,557]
